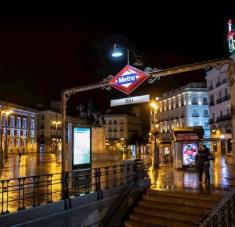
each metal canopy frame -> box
[62,57,235,173]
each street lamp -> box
[52,120,61,154]
[149,100,160,169]
[153,124,160,169]
[111,43,144,66]
[120,137,125,160]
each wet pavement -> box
[0,153,62,180]
[150,156,235,192]
[0,153,123,180]
[0,153,124,214]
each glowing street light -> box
[150,101,158,110]
[52,121,61,154]
[111,43,143,66]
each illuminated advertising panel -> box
[182,143,198,166]
[73,127,91,167]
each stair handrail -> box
[196,189,235,226]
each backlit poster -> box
[73,127,91,166]
[182,143,198,166]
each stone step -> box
[129,213,193,227]
[147,189,223,202]
[125,219,165,227]
[138,200,208,216]
[134,206,200,223]
[143,194,216,209]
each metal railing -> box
[0,161,148,215]
[197,189,235,226]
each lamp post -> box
[149,100,160,169]
[111,43,143,66]
[52,120,61,154]
[120,137,125,160]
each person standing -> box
[196,144,210,183]
[203,145,210,184]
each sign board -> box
[109,65,148,95]
[227,19,235,53]
[73,127,91,168]
[110,94,150,107]
[182,143,198,166]
[175,134,199,142]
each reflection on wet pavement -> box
[150,156,235,192]
[0,153,62,180]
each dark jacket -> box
[196,149,209,168]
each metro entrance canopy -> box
[62,58,235,173]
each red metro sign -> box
[109,65,148,95]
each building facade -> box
[154,83,210,142]
[103,113,141,143]
[37,110,86,152]
[0,101,37,157]
[205,62,233,160]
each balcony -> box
[203,101,208,105]
[221,78,227,84]
[216,81,221,87]
[216,98,222,104]
[208,85,213,91]
[192,102,198,105]
[204,114,209,117]
[192,114,199,117]
[209,118,214,124]
[216,114,232,122]
[209,101,215,106]
[222,95,230,102]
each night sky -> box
[0,5,233,110]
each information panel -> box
[73,127,91,166]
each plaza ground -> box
[0,153,235,190]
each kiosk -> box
[173,127,204,169]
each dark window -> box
[192,97,198,105]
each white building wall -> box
[155,83,209,141]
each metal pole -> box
[127,49,130,65]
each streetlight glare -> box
[111,51,123,57]
[150,101,158,109]
[2,110,13,115]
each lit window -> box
[23,118,27,129]
[31,131,35,138]
[10,116,15,127]
[17,117,21,128]
[31,119,35,130]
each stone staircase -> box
[125,189,223,227]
